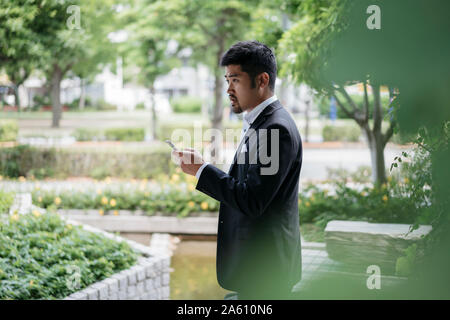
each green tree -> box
[0,1,45,110]
[120,0,181,140]
[311,0,450,298]
[152,0,252,164]
[278,0,396,184]
[71,0,119,111]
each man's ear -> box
[258,72,270,89]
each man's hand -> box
[172,148,205,176]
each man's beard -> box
[229,95,243,113]
[231,104,243,114]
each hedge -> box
[322,124,361,142]
[0,145,176,179]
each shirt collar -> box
[243,95,278,126]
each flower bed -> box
[0,210,139,299]
[28,174,219,218]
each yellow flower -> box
[201,202,208,210]
[382,195,388,202]
[11,214,19,221]
[29,280,34,286]
[101,197,108,205]
[96,188,102,195]
[38,196,42,203]
[113,210,119,216]
[188,201,195,208]
[67,224,73,230]
[305,201,311,207]
[0,175,3,181]
[19,176,26,182]
[54,197,62,205]
[110,198,116,207]
[171,174,180,182]
[98,209,104,216]
[32,210,41,217]
[188,184,195,192]
[404,177,410,184]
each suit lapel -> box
[227,100,282,174]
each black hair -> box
[220,40,277,92]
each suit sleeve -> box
[195,124,295,218]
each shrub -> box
[0,145,57,178]
[94,99,117,111]
[0,211,139,299]
[104,128,145,141]
[158,121,242,143]
[322,124,361,142]
[0,120,18,142]
[171,96,202,113]
[0,144,176,179]
[0,190,14,214]
[298,176,427,230]
[73,128,104,141]
[31,170,219,217]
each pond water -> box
[170,240,230,300]
[119,233,230,300]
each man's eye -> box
[233,79,238,83]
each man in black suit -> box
[174,40,302,300]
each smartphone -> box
[165,139,178,151]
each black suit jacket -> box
[196,100,302,296]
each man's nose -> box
[226,82,234,94]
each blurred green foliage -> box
[322,124,361,142]
[0,190,15,214]
[0,144,175,179]
[171,96,202,113]
[0,120,18,142]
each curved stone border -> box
[63,220,172,300]
[59,211,219,235]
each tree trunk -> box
[210,41,225,165]
[371,84,386,185]
[78,78,86,110]
[334,83,388,185]
[364,128,387,185]
[14,87,20,113]
[304,87,312,143]
[150,84,157,141]
[51,65,63,128]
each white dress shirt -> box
[195,95,278,180]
